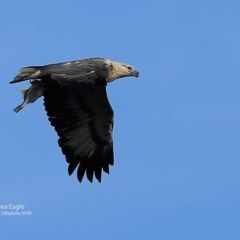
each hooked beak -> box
[132,69,139,78]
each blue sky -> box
[1,0,240,239]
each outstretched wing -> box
[44,80,114,183]
[10,58,109,85]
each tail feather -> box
[9,66,42,84]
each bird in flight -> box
[10,58,139,183]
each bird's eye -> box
[127,66,132,70]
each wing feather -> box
[10,58,110,85]
[42,58,109,85]
[43,79,114,182]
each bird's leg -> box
[30,79,39,84]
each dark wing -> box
[43,79,114,183]
[10,58,109,85]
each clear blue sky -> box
[1,1,240,239]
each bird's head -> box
[106,60,139,82]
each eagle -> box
[10,58,139,183]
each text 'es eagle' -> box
[10,58,139,183]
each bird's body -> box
[10,58,139,183]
